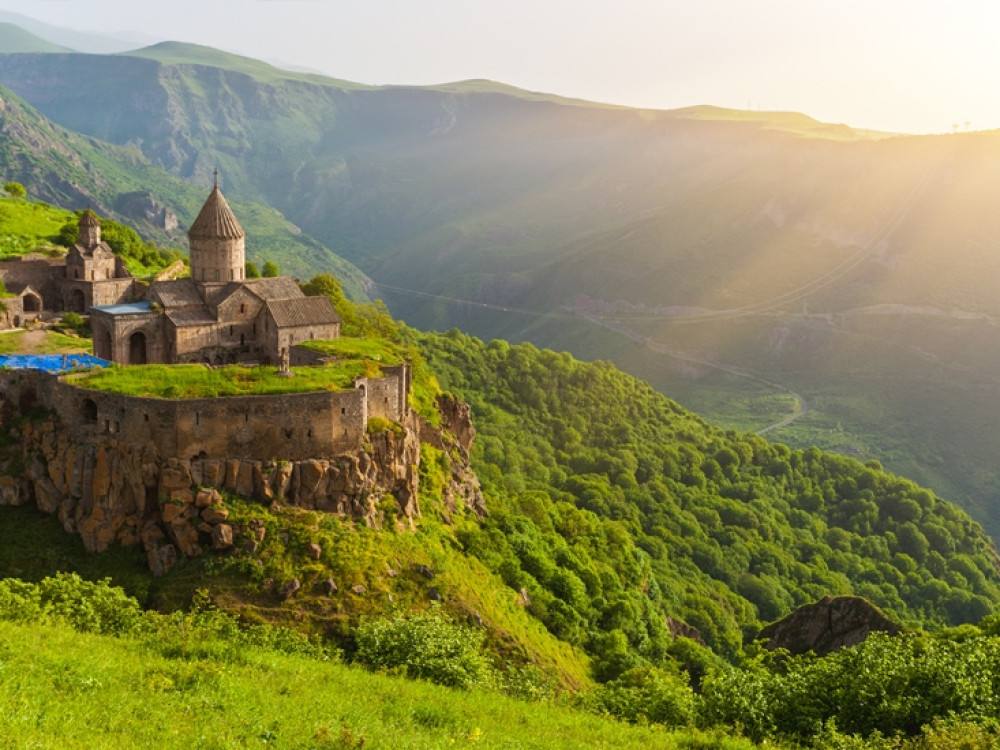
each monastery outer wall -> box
[0,257,63,309]
[2,364,410,463]
[361,364,410,422]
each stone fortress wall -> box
[0,359,486,576]
[1,362,411,463]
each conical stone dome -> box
[188,183,246,285]
[188,185,245,240]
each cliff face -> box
[0,400,479,575]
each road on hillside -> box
[574,311,808,435]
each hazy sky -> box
[4,0,998,134]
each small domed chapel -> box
[90,182,340,365]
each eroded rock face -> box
[0,386,483,577]
[666,615,704,645]
[757,595,903,656]
[420,394,486,519]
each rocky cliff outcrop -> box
[757,595,903,656]
[420,393,485,519]
[115,191,179,232]
[1,402,478,575]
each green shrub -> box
[366,416,402,435]
[4,181,26,199]
[581,666,697,727]
[354,610,495,689]
[0,573,148,636]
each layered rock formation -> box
[1,397,479,575]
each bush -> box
[581,666,697,727]
[354,611,495,689]
[366,416,402,436]
[0,573,148,636]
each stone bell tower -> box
[188,173,245,288]
[78,209,101,248]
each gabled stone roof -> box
[69,241,114,260]
[148,278,203,308]
[243,276,304,301]
[265,296,340,328]
[188,185,245,240]
[166,309,217,328]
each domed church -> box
[91,181,340,365]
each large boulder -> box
[758,595,903,656]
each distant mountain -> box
[0,13,155,53]
[2,42,1000,537]
[0,22,71,53]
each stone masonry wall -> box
[28,365,409,462]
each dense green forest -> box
[414,329,1000,666]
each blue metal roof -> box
[91,301,153,315]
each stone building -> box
[0,210,136,327]
[91,183,340,365]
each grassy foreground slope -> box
[0,618,746,750]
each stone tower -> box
[78,210,101,248]
[188,179,245,287]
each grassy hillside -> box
[2,256,1000,744]
[121,40,373,89]
[0,609,721,749]
[0,191,73,255]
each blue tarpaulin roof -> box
[0,354,110,373]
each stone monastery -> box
[0,182,490,577]
[0,182,341,366]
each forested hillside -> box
[416,330,1000,664]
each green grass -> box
[299,336,407,365]
[0,329,92,355]
[119,41,374,90]
[0,504,149,587]
[668,105,897,140]
[66,361,378,398]
[0,196,73,259]
[0,23,72,54]
[0,618,758,749]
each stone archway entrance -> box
[22,293,41,313]
[129,331,148,365]
[68,289,86,313]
